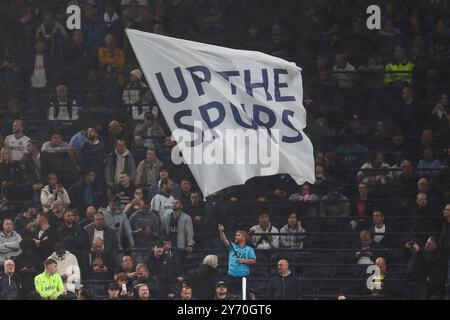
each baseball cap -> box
[216,281,227,288]
[108,282,120,291]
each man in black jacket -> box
[79,127,105,183]
[56,209,88,261]
[83,211,118,256]
[266,259,301,300]
[0,259,23,300]
[144,240,181,299]
[12,239,41,297]
[14,201,38,238]
[405,237,446,299]
[69,170,106,214]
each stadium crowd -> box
[0,0,448,300]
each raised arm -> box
[218,224,230,248]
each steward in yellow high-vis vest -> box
[384,46,414,85]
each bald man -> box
[266,259,301,300]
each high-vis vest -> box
[384,61,414,85]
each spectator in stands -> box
[84,211,118,256]
[41,132,72,156]
[332,53,356,89]
[113,171,136,210]
[0,147,23,208]
[0,259,22,300]
[151,178,175,220]
[21,140,52,202]
[69,170,106,215]
[266,259,300,300]
[123,187,144,217]
[69,124,89,158]
[137,283,151,300]
[98,33,125,101]
[355,230,380,265]
[130,88,158,121]
[218,224,256,295]
[136,148,163,190]
[56,209,88,260]
[4,120,30,162]
[143,240,181,299]
[105,140,136,190]
[408,193,441,243]
[129,197,160,248]
[157,136,175,163]
[103,195,135,250]
[114,255,136,281]
[35,9,67,56]
[319,187,351,231]
[160,198,195,262]
[187,255,219,300]
[24,39,53,114]
[85,238,113,281]
[47,85,79,121]
[14,201,38,238]
[76,288,95,300]
[384,46,414,87]
[417,148,441,181]
[40,173,70,213]
[79,206,97,230]
[249,212,279,249]
[123,70,148,106]
[398,86,424,136]
[385,131,411,167]
[350,183,373,232]
[179,178,193,205]
[405,237,445,300]
[280,212,306,249]
[133,112,165,150]
[370,210,395,249]
[106,283,122,300]
[288,183,320,217]
[34,258,64,300]
[79,127,105,182]
[132,263,160,298]
[13,238,40,297]
[33,212,56,261]
[48,242,80,299]
[64,30,96,88]
[47,201,66,229]
[0,218,22,264]
[214,281,233,300]
[185,191,205,247]
[179,285,195,301]
[105,120,127,154]
[357,152,393,185]
[395,159,420,201]
[131,135,147,164]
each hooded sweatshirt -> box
[49,250,80,293]
[0,231,22,263]
[104,207,135,250]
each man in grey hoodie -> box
[0,218,22,264]
[105,139,136,191]
[103,195,135,250]
[129,197,160,248]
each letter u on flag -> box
[126,28,315,197]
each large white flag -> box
[126,29,315,197]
